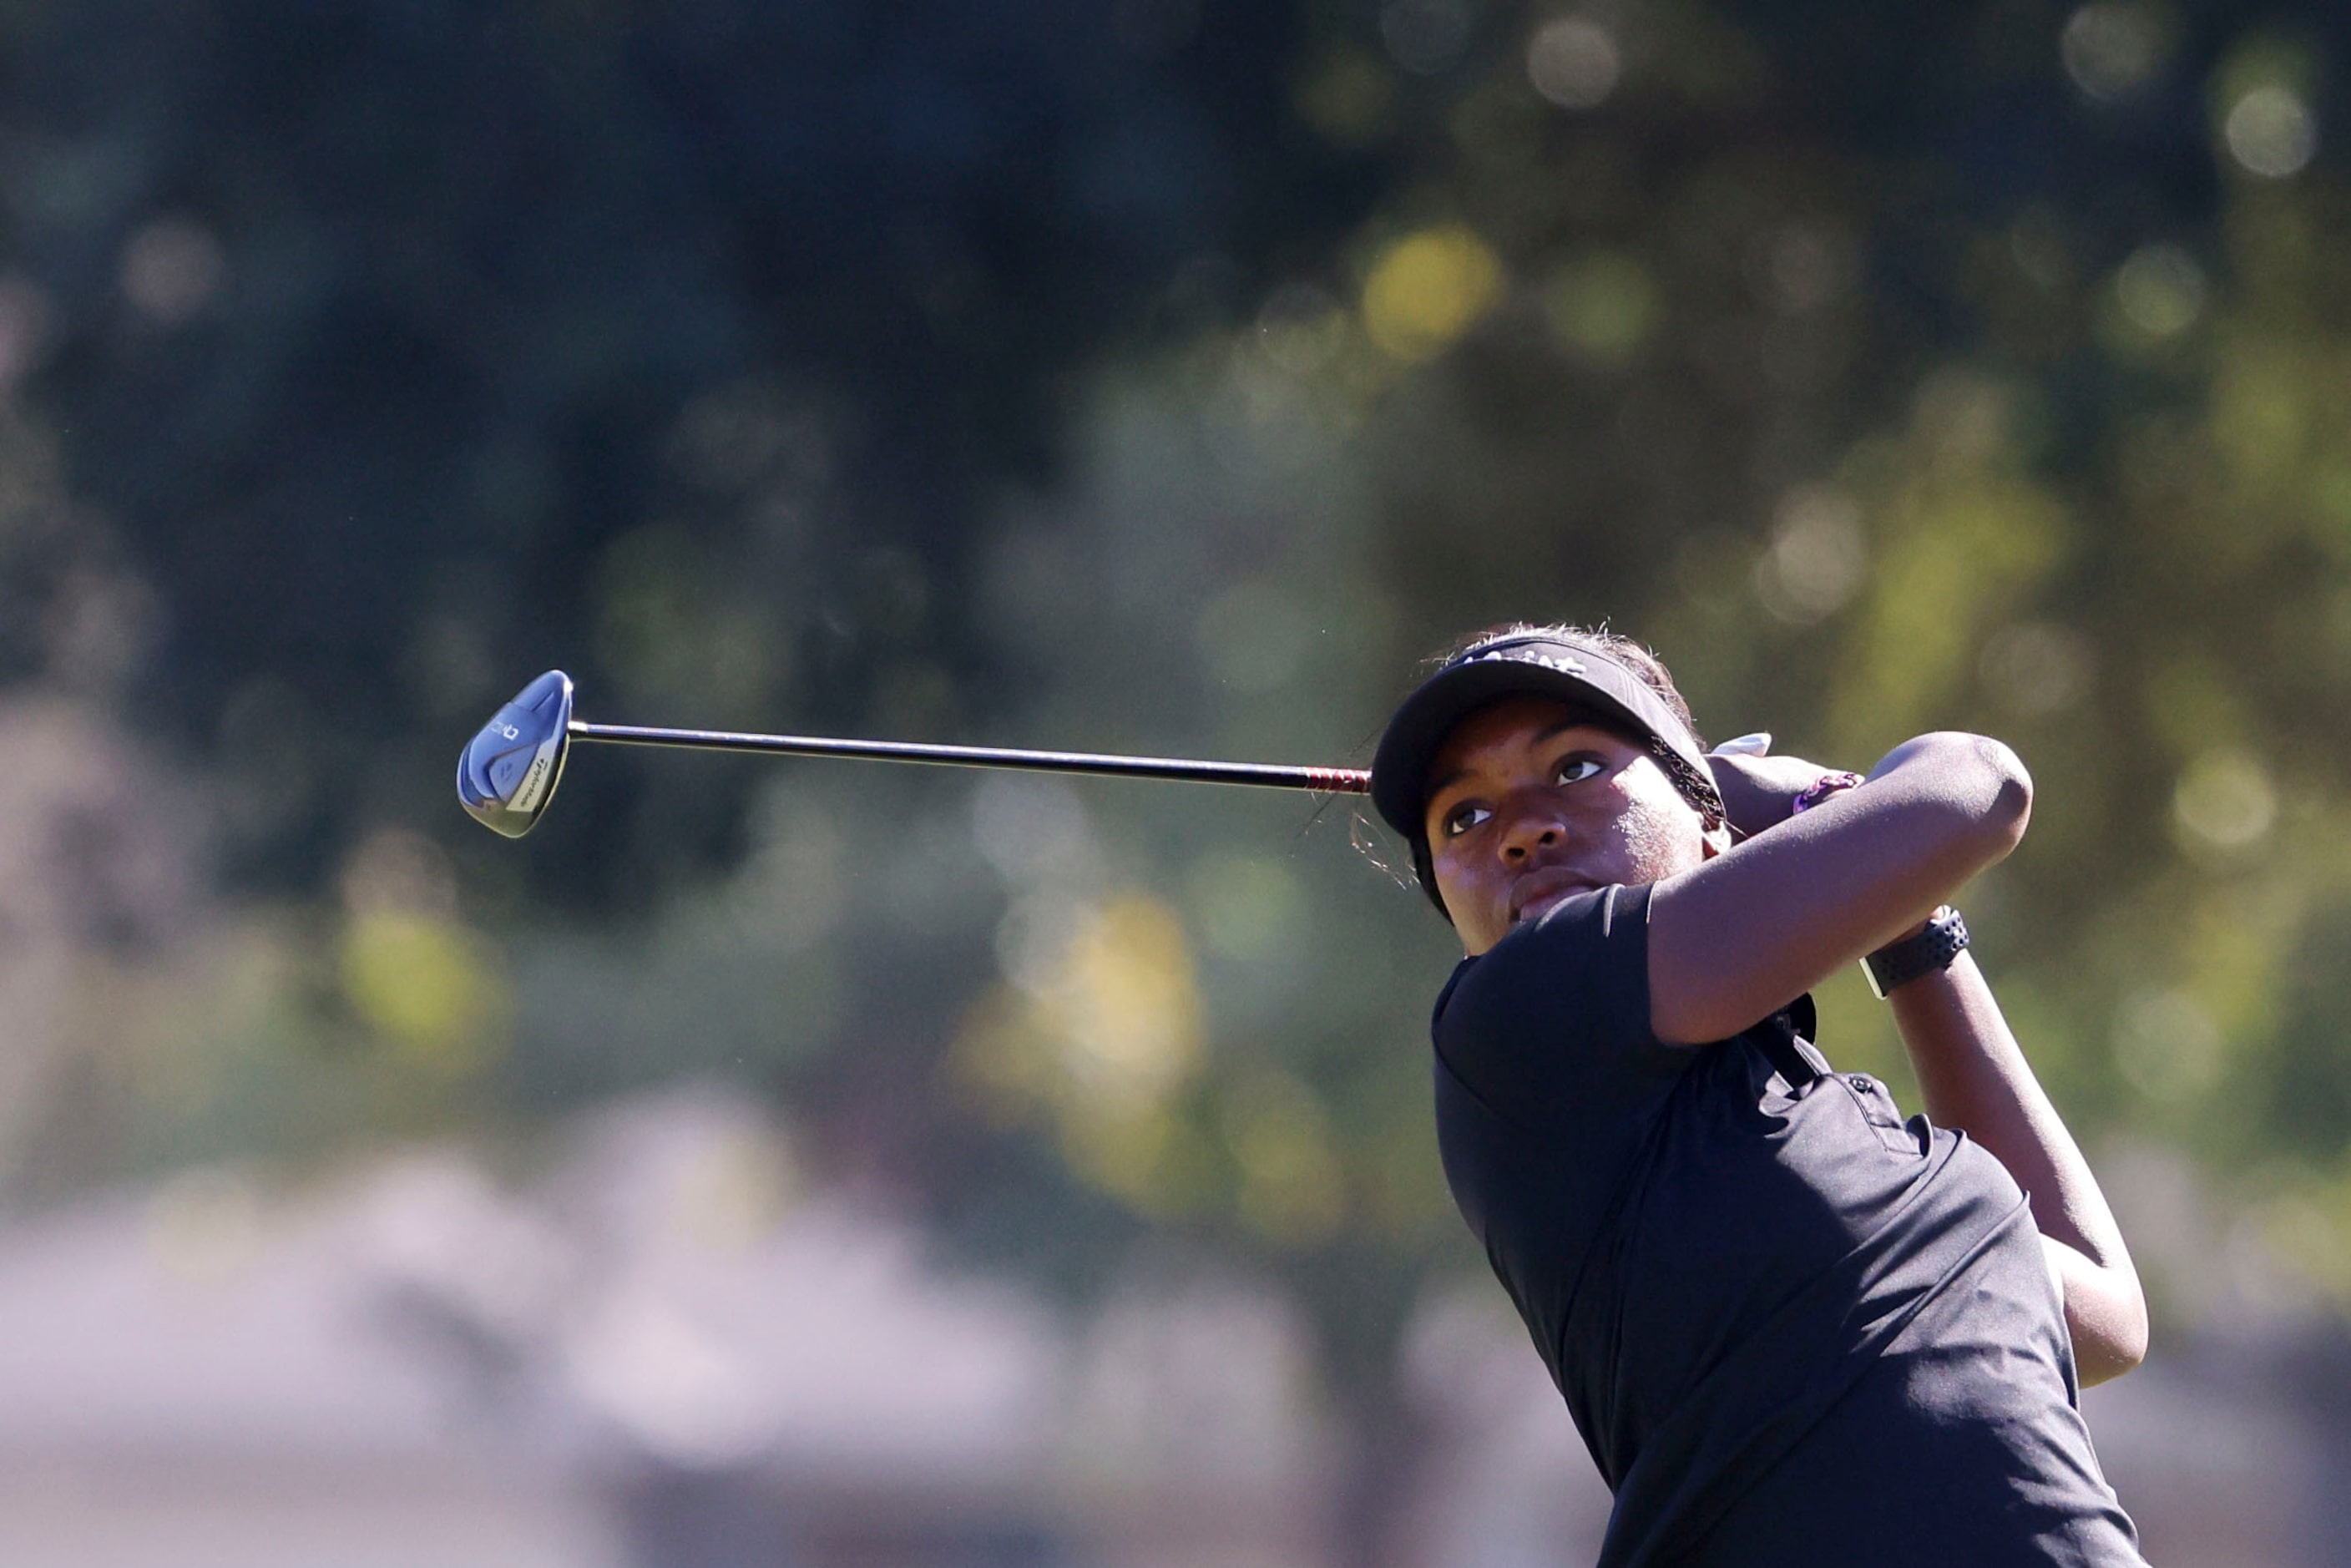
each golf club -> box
[458,670,1373,838]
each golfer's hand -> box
[1706,751,1842,838]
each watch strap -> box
[1862,906,1969,999]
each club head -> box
[458,670,575,837]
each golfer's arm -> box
[1649,731,2030,1044]
[1892,954,2148,1385]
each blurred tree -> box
[12,0,2351,1557]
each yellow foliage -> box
[1035,897,1203,1112]
[1222,1069,1346,1245]
[2140,653,2247,760]
[339,910,504,1075]
[2253,1191,2351,1308]
[948,893,1209,1214]
[2210,336,2312,491]
[2180,881,2291,1044]
[1831,473,2066,756]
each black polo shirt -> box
[1431,883,2143,1566]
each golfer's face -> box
[1423,696,1708,956]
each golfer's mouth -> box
[1510,868,1590,926]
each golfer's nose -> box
[1497,799,1565,862]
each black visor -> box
[1371,634,1719,842]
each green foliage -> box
[8,0,2351,1382]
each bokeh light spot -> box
[956,893,1209,1215]
[1254,283,1348,375]
[2172,748,2277,855]
[341,910,503,1071]
[1752,486,1866,625]
[120,216,225,323]
[1048,898,1202,1106]
[1543,250,1658,367]
[2109,243,2206,344]
[2223,84,2318,179]
[1749,225,1848,314]
[1363,225,1504,362]
[341,827,459,921]
[1527,18,1620,110]
[1979,621,2096,716]
[972,775,1099,892]
[2060,3,2170,102]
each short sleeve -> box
[1432,882,1683,1131]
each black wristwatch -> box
[1862,906,1969,999]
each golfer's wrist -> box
[1863,907,1969,998]
[1790,771,1863,815]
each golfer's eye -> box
[1555,755,1605,787]
[1441,802,1493,838]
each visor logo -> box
[1464,645,1585,677]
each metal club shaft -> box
[568,720,1372,794]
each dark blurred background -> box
[0,2,2346,1564]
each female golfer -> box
[1372,625,2146,1566]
